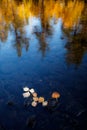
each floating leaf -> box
[38,97,44,103]
[52,92,60,99]
[31,101,37,107]
[33,97,38,102]
[29,89,35,94]
[32,92,37,97]
[23,87,29,92]
[23,92,30,98]
[42,101,48,107]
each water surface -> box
[0,0,87,129]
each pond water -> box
[0,0,87,130]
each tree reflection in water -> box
[0,0,87,64]
[64,3,87,67]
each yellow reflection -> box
[0,0,86,59]
[62,1,84,28]
[0,0,85,29]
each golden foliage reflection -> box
[0,0,87,64]
[0,0,85,31]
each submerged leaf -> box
[47,99,58,109]
[26,115,36,128]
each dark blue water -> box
[0,0,87,130]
